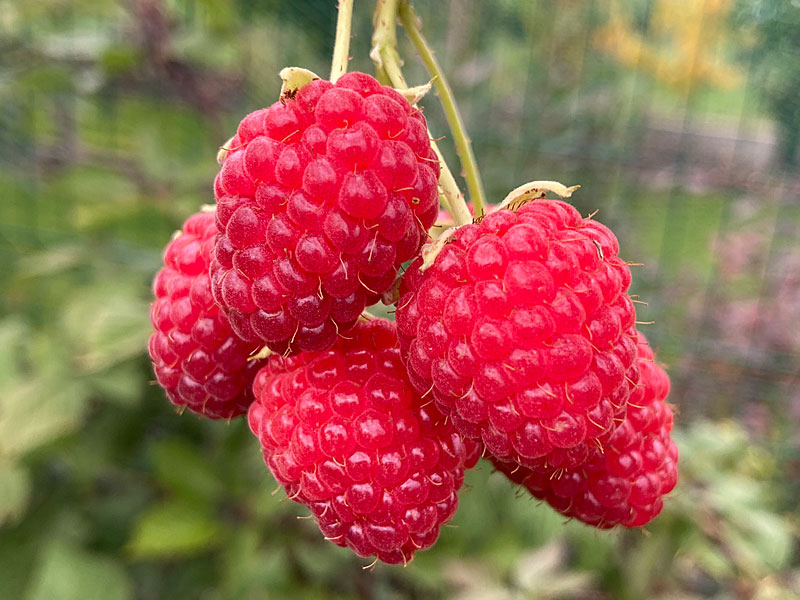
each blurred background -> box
[1,0,799,598]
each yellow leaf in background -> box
[594,0,743,94]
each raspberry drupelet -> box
[149,211,266,419]
[492,333,678,528]
[248,319,481,564]
[211,72,440,355]
[395,199,640,471]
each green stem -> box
[371,0,407,86]
[430,144,470,226]
[330,0,355,83]
[399,1,486,217]
[371,0,472,227]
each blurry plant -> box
[736,0,800,167]
[666,422,794,589]
[0,0,798,598]
[596,420,796,600]
[712,224,800,360]
[430,420,796,600]
[594,0,743,95]
[703,211,800,504]
[444,541,596,600]
[400,0,652,201]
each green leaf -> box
[127,501,223,560]
[0,379,89,459]
[727,510,793,573]
[26,541,132,600]
[87,363,142,407]
[0,462,30,526]
[15,245,86,279]
[0,522,44,600]
[0,318,26,389]
[100,45,141,76]
[62,287,150,372]
[150,440,224,502]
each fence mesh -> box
[1,0,799,594]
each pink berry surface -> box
[493,332,678,528]
[149,211,265,419]
[211,72,440,355]
[248,318,481,564]
[396,199,640,471]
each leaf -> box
[0,461,30,526]
[15,245,86,279]
[0,379,89,459]
[218,530,291,597]
[100,45,140,76]
[727,510,793,573]
[127,501,223,560]
[0,318,27,389]
[513,541,566,589]
[62,287,150,372]
[0,525,39,600]
[87,363,142,407]
[150,440,224,502]
[26,541,132,600]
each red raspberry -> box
[211,72,440,355]
[395,200,639,470]
[492,332,678,528]
[149,211,265,419]
[248,319,480,564]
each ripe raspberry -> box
[248,319,480,564]
[149,211,265,419]
[395,199,639,471]
[492,333,678,528]
[211,72,440,355]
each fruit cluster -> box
[148,72,678,565]
[210,72,438,355]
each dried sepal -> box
[279,67,321,102]
[497,181,581,212]
[216,136,237,165]
[395,78,434,105]
[419,226,460,272]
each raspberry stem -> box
[371,0,472,227]
[330,0,355,83]
[398,2,486,218]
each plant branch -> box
[431,145,471,226]
[330,0,355,83]
[371,0,472,227]
[399,1,486,217]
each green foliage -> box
[27,541,133,600]
[737,0,800,166]
[1,1,797,598]
[127,501,224,560]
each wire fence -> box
[2,2,800,597]
[2,0,799,433]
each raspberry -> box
[149,211,265,419]
[492,332,678,528]
[395,200,639,470]
[211,72,440,355]
[248,319,480,564]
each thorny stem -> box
[371,0,473,227]
[330,0,355,83]
[398,1,486,218]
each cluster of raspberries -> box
[148,72,678,565]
